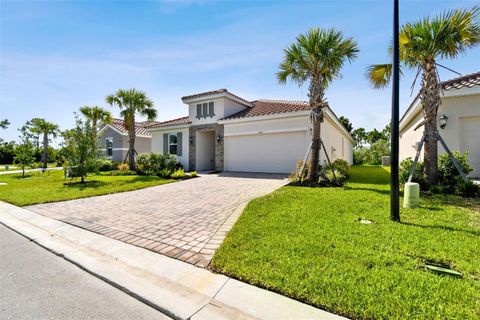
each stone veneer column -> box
[215,124,224,171]
[189,126,196,171]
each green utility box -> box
[403,182,420,208]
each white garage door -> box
[224,131,308,173]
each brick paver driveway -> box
[26,173,287,267]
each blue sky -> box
[1,0,479,143]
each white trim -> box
[219,110,311,124]
[442,86,480,98]
[224,127,308,137]
[147,124,190,132]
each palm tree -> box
[366,7,480,185]
[28,118,59,169]
[277,28,359,181]
[79,106,112,140]
[106,89,157,170]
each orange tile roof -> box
[181,88,252,106]
[441,71,480,90]
[106,118,159,136]
[145,116,191,129]
[221,99,313,120]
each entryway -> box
[196,130,215,171]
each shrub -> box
[353,147,369,165]
[159,168,172,178]
[319,167,347,185]
[399,158,427,189]
[454,177,479,198]
[109,169,137,176]
[97,159,117,171]
[117,163,129,171]
[189,171,198,178]
[330,159,349,177]
[289,160,310,182]
[135,153,181,176]
[438,151,472,188]
[171,168,186,179]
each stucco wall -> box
[187,97,248,126]
[222,113,353,173]
[151,127,190,170]
[400,93,480,177]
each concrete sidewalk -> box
[0,167,63,175]
[0,201,346,320]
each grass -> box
[0,170,175,206]
[211,166,480,320]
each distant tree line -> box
[338,116,391,165]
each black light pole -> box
[391,0,400,222]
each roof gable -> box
[100,118,158,137]
[181,88,253,106]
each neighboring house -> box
[146,89,353,174]
[98,119,158,163]
[400,72,480,178]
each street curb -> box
[0,201,346,320]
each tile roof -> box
[441,71,480,90]
[145,116,191,129]
[400,71,480,126]
[221,99,313,120]
[106,118,159,136]
[181,88,252,106]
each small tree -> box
[14,127,35,177]
[64,116,99,183]
[27,118,59,169]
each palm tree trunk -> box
[41,132,48,169]
[307,78,325,182]
[128,122,136,171]
[92,118,97,140]
[420,60,441,186]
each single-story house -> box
[146,89,353,174]
[400,72,480,178]
[98,118,159,162]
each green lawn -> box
[0,170,175,206]
[211,166,480,320]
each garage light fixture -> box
[440,114,448,129]
[189,136,193,144]
[216,134,222,142]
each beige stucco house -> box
[399,72,480,178]
[146,89,353,174]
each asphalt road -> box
[0,223,171,320]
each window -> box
[196,104,202,118]
[208,102,215,116]
[196,101,215,118]
[202,103,208,118]
[169,133,177,155]
[106,138,113,158]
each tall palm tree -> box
[367,7,480,185]
[106,89,157,170]
[277,28,359,181]
[28,118,59,169]
[79,105,112,139]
